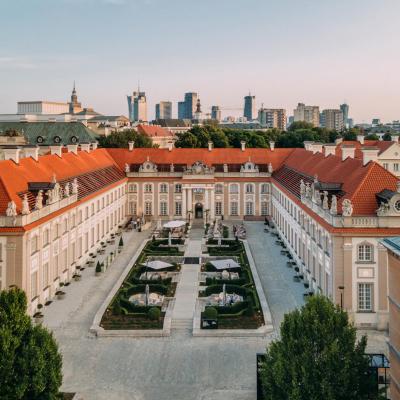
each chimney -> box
[208,141,213,151]
[303,141,314,152]
[91,141,98,151]
[167,141,173,151]
[49,145,62,158]
[361,147,379,166]
[80,143,91,153]
[67,144,78,155]
[335,137,343,145]
[393,135,399,143]
[341,145,355,161]
[357,134,365,145]
[269,141,275,151]
[240,141,246,151]
[311,143,323,154]
[4,147,21,164]
[24,146,39,161]
[128,141,135,151]
[324,144,336,157]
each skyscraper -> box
[244,93,256,121]
[258,108,286,130]
[340,103,349,127]
[293,103,320,127]
[178,101,186,119]
[321,109,344,131]
[155,101,172,120]
[127,90,147,122]
[184,92,198,120]
[211,106,221,122]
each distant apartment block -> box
[211,106,221,121]
[155,101,172,120]
[293,103,320,127]
[258,108,286,130]
[321,109,344,131]
[244,93,256,121]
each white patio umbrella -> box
[142,260,173,270]
[209,259,240,270]
[163,220,186,229]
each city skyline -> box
[1,0,400,123]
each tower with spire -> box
[69,81,82,114]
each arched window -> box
[159,183,168,193]
[245,184,254,194]
[261,183,269,194]
[229,184,239,194]
[215,184,223,194]
[358,243,373,262]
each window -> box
[245,202,254,215]
[160,183,168,193]
[145,202,152,216]
[394,163,399,172]
[129,202,137,215]
[261,183,269,194]
[63,219,68,233]
[160,201,168,216]
[358,243,373,262]
[91,203,95,216]
[175,202,182,216]
[245,184,254,194]
[31,235,38,254]
[215,184,223,194]
[358,283,373,311]
[383,163,389,170]
[230,201,238,216]
[175,184,182,193]
[229,184,239,194]
[43,229,50,246]
[85,207,89,220]
[144,184,152,193]
[261,202,268,215]
[42,262,49,287]
[215,202,222,216]
[31,271,38,299]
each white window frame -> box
[358,283,373,312]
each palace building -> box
[0,140,400,330]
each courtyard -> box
[41,221,387,400]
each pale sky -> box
[0,0,399,123]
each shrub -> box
[148,307,161,321]
[119,237,124,247]
[223,225,229,238]
[113,301,122,315]
[203,306,218,319]
[96,262,102,273]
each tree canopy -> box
[97,129,153,148]
[260,296,379,400]
[0,288,63,399]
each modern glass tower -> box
[244,93,256,121]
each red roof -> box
[334,140,395,159]
[137,124,172,138]
[106,147,295,170]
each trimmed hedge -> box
[205,277,248,286]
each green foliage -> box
[95,261,102,273]
[97,129,153,148]
[203,306,218,319]
[365,133,379,140]
[147,307,161,321]
[0,288,62,399]
[119,237,124,247]
[382,132,392,141]
[113,301,122,315]
[343,127,360,141]
[260,296,377,400]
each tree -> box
[0,288,62,399]
[382,132,392,141]
[365,133,379,140]
[97,129,153,148]
[288,121,314,132]
[260,296,378,400]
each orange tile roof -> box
[334,140,395,159]
[0,149,122,214]
[274,149,398,215]
[137,124,172,138]
[106,147,295,170]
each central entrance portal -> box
[195,203,203,219]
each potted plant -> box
[55,289,66,300]
[33,304,44,324]
[304,282,309,289]
[73,273,82,281]
[95,261,102,276]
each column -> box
[205,189,209,224]
[187,189,192,212]
[210,188,215,221]
[182,188,187,220]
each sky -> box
[0,0,399,123]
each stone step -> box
[172,319,193,329]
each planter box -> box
[74,275,82,282]
[56,292,66,300]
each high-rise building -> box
[244,93,256,121]
[211,106,221,122]
[155,101,172,120]
[184,92,197,120]
[321,109,344,131]
[127,90,147,122]
[340,103,349,127]
[258,108,286,130]
[178,101,186,119]
[293,103,320,127]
